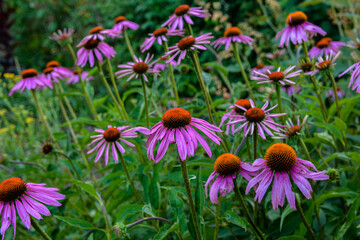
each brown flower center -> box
[46,61,60,68]
[224,27,242,37]
[21,69,38,79]
[160,56,168,61]
[265,143,297,172]
[316,60,332,70]
[214,153,241,176]
[174,5,190,16]
[301,62,314,72]
[285,125,302,137]
[103,128,121,142]
[255,64,264,69]
[43,67,54,75]
[133,62,148,74]
[336,86,341,91]
[0,178,27,202]
[42,143,54,155]
[162,108,192,128]
[322,37,333,42]
[89,26,104,34]
[316,39,330,48]
[268,72,285,82]
[114,16,126,23]
[153,28,168,37]
[286,11,308,26]
[356,43,360,49]
[233,99,251,114]
[177,36,196,50]
[245,108,265,122]
[84,39,100,49]
[73,69,83,75]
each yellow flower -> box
[3,73,15,79]
[26,117,35,124]
[0,128,8,134]
[0,109,7,116]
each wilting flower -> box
[112,16,139,32]
[162,4,209,30]
[116,54,160,82]
[326,87,345,101]
[0,177,65,239]
[147,108,222,162]
[49,28,74,44]
[251,66,302,86]
[76,39,116,68]
[78,26,121,46]
[276,11,326,47]
[339,61,360,93]
[220,99,252,135]
[348,38,360,49]
[205,153,258,204]
[273,115,308,139]
[251,64,275,76]
[141,28,184,52]
[265,49,287,59]
[42,143,54,155]
[165,33,213,65]
[42,61,72,83]
[9,69,52,96]
[246,143,328,209]
[227,99,286,139]
[212,27,253,50]
[305,51,341,76]
[66,69,94,84]
[87,126,149,165]
[308,37,345,59]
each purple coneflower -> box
[212,27,253,50]
[153,56,178,71]
[9,69,52,96]
[87,126,149,165]
[282,84,296,96]
[205,153,258,204]
[66,69,93,84]
[49,28,74,44]
[76,39,116,68]
[339,61,360,93]
[305,51,341,76]
[276,11,326,47]
[42,61,72,83]
[147,108,222,162]
[0,177,64,239]
[250,64,274,76]
[78,26,121,46]
[164,33,213,65]
[308,37,345,59]
[162,4,209,30]
[227,100,286,139]
[251,66,302,86]
[116,54,160,82]
[141,28,184,52]
[326,86,345,101]
[265,49,287,59]
[246,143,328,209]
[220,99,252,135]
[273,115,308,139]
[113,16,139,32]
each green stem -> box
[31,217,52,240]
[275,84,285,125]
[301,42,311,63]
[184,19,194,36]
[232,43,255,100]
[123,29,136,61]
[141,78,149,128]
[309,75,328,121]
[163,41,180,106]
[119,153,144,204]
[233,180,264,240]
[106,58,129,120]
[97,193,112,240]
[214,201,221,240]
[179,159,202,240]
[295,195,317,240]
[57,83,77,119]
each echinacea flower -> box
[205,153,258,204]
[9,69,53,96]
[49,28,74,44]
[162,4,209,30]
[76,39,116,68]
[250,64,275,76]
[78,26,121,46]
[153,56,178,71]
[0,177,65,239]
[348,38,360,49]
[251,66,302,86]
[141,28,184,52]
[305,51,341,76]
[66,69,93,84]
[308,37,345,59]
[87,126,149,165]
[116,54,160,82]
[112,16,139,32]
[276,11,326,47]
[212,27,253,50]
[282,84,296,96]
[227,99,286,139]
[339,61,360,93]
[42,61,72,83]
[273,115,308,139]
[326,86,345,100]
[164,33,213,65]
[265,49,287,59]
[246,143,328,209]
[147,108,222,162]
[219,99,252,135]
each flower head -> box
[66,69,94,84]
[205,153,258,204]
[147,108,222,162]
[265,49,287,59]
[276,11,326,47]
[162,5,209,30]
[220,99,252,135]
[42,61,72,83]
[9,69,53,96]
[116,54,160,82]
[212,27,253,50]
[78,26,121,46]
[141,28,184,52]
[308,37,345,59]
[49,28,74,45]
[250,64,275,76]
[0,177,65,239]
[273,115,308,140]
[348,38,360,49]
[246,143,328,209]
[227,99,286,139]
[305,51,341,75]
[282,84,295,96]
[113,16,139,32]
[339,61,360,93]
[164,33,213,65]
[87,126,149,165]
[326,86,345,101]
[42,143,54,155]
[251,66,302,86]
[76,39,116,67]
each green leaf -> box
[277,236,307,240]
[334,117,347,131]
[280,205,296,231]
[336,195,360,239]
[93,95,108,110]
[195,168,205,219]
[54,215,104,232]
[224,210,248,230]
[153,223,179,240]
[68,179,100,201]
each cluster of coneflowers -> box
[3,3,359,240]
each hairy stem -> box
[31,217,52,240]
